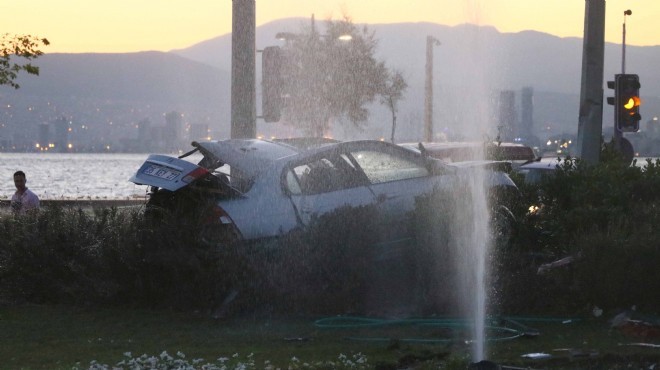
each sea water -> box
[0,153,153,200]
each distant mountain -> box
[0,52,231,148]
[2,20,659,151]
[172,18,660,141]
[7,51,229,107]
[173,18,660,96]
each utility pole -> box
[231,0,256,139]
[576,0,606,164]
[613,10,633,148]
[424,36,440,142]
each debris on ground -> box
[619,342,660,348]
[611,309,660,340]
[536,255,575,274]
[520,352,551,359]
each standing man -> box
[11,170,40,214]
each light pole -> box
[613,9,633,151]
[622,10,632,74]
[576,0,605,164]
[231,0,256,139]
[424,35,440,142]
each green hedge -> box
[2,151,659,317]
[498,151,660,315]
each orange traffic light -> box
[615,74,641,132]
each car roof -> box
[398,141,536,162]
[194,139,437,178]
[271,137,341,150]
[518,157,563,170]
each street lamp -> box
[622,9,632,73]
[275,32,297,42]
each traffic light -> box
[261,46,283,123]
[614,74,641,132]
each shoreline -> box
[0,198,147,209]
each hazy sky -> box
[4,0,659,53]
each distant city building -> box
[164,111,184,151]
[519,87,541,147]
[645,117,660,138]
[498,90,516,141]
[38,123,50,150]
[165,111,183,140]
[53,116,69,152]
[137,119,151,142]
[189,123,210,141]
[521,87,534,136]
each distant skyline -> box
[4,0,660,53]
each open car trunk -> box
[130,152,244,245]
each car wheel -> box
[492,204,515,247]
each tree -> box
[380,69,408,143]
[1,33,50,89]
[279,16,396,137]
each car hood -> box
[447,160,517,189]
[446,160,512,173]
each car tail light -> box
[200,205,242,246]
[207,205,234,225]
[182,167,210,183]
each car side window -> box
[351,149,429,184]
[285,169,302,195]
[290,155,365,195]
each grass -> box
[0,304,659,369]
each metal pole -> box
[423,36,440,142]
[622,10,631,74]
[576,0,606,164]
[614,10,631,146]
[622,19,626,73]
[231,0,256,139]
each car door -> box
[285,150,375,227]
[348,144,450,241]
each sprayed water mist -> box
[450,166,492,361]
[446,1,502,360]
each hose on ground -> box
[313,316,580,344]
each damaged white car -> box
[129,139,517,246]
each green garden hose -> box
[313,315,580,344]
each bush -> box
[0,204,247,311]
[0,203,408,315]
[0,206,142,305]
[4,150,660,317]
[240,205,383,315]
[499,151,660,314]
